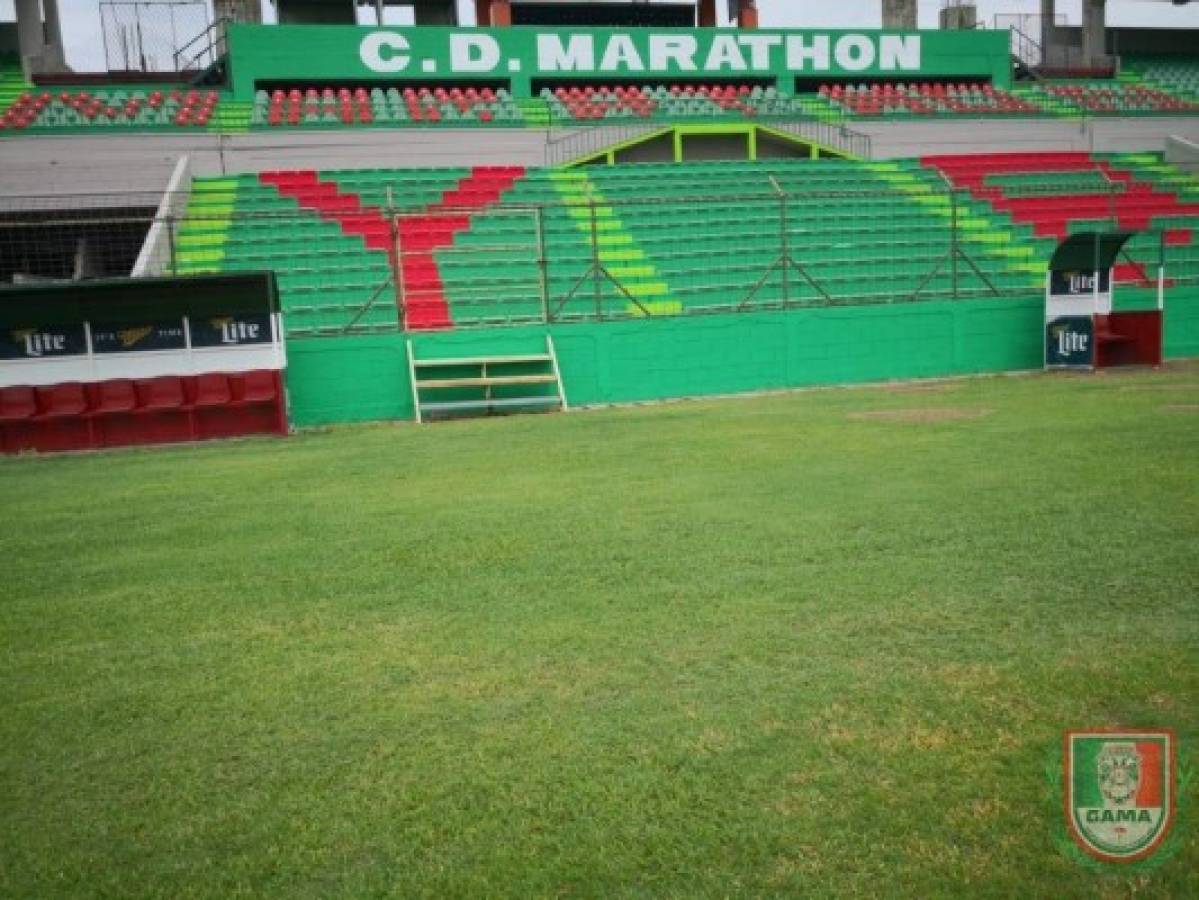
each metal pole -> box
[768,176,789,305]
[1157,229,1165,311]
[590,196,602,321]
[166,214,177,276]
[535,206,550,323]
[387,186,404,326]
[950,188,959,299]
[780,192,790,304]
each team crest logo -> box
[1064,730,1175,863]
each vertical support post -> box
[387,186,404,327]
[673,128,683,163]
[590,196,602,321]
[779,192,790,305]
[1157,229,1165,311]
[166,214,177,276]
[950,188,959,299]
[535,206,550,323]
[747,127,757,162]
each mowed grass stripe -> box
[0,364,1197,897]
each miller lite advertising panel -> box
[0,324,87,360]
[1045,316,1095,369]
[190,314,274,348]
[91,320,187,354]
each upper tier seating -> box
[1123,56,1199,101]
[1030,82,1199,115]
[252,86,522,126]
[0,88,219,130]
[820,82,1041,116]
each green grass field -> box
[2,364,1197,898]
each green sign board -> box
[227,25,1011,100]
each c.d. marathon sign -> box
[359,31,923,77]
[226,25,1011,97]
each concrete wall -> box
[681,134,750,162]
[4,118,1199,203]
[611,134,674,165]
[1165,135,1199,168]
[858,117,1199,159]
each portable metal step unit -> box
[407,335,567,423]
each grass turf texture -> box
[2,365,1198,898]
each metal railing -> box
[172,15,231,74]
[99,0,211,74]
[545,122,668,166]
[544,114,871,166]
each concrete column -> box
[881,0,918,30]
[1081,0,1107,67]
[15,0,46,78]
[213,0,262,23]
[738,0,758,29]
[939,3,976,31]
[698,0,717,27]
[1041,0,1055,55]
[41,0,65,68]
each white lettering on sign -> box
[738,34,782,71]
[1056,328,1089,356]
[360,31,925,77]
[219,321,260,344]
[20,332,66,357]
[600,34,644,72]
[834,34,875,71]
[880,35,921,70]
[647,34,698,71]
[537,34,594,72]
[704,35,747,71]
[450,34,500,73]
[361,31,411,73]
[786,35,830,71]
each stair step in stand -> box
[407,335,567,423]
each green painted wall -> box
[286,292,1199,427]
[227,25,1012,100]
[286,333,414,427]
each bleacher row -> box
[821,83,1040,116]
[3,50,1199,133]
[171,152,1199,336]
[253,86,522,126]
[2,88,221,130]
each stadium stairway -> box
[549,171,681,317]
[0,56,30,118]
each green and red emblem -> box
[1064,730,1176,863]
